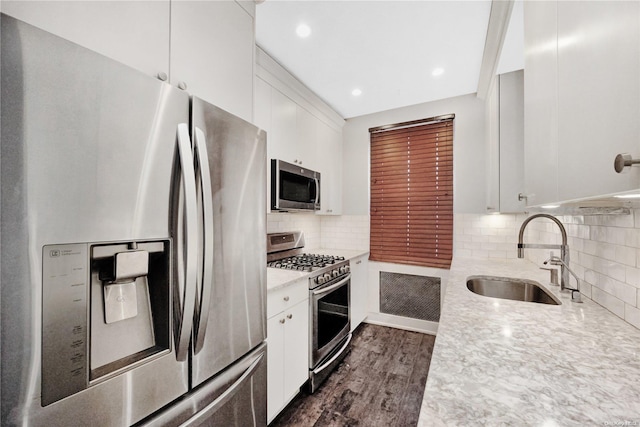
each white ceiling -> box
[256,0,524,119]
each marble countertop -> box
[267,248,369,291]
[418,257,640,426]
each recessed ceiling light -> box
[432,68,444,77]
[351,88,362,96]
[296,23,311,38]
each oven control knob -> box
[339,266,348,274]
[315,275,324,285]
[344,265,350,273]
[331,269,339,278]
[323,273,332,282]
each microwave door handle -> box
[193,127,214,354]
[314,177,320,205]
[175,123,198,361]
[312,274,350,296]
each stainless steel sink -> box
[466,276,562,305]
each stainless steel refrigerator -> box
[1,14,267,426]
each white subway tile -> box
[624,302,640,330]
[626,267,640,288]
[616,245,637,267]
[455,249,473,258]
[489,250,508,258]
[591,287,625,318]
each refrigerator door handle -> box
[179,351,265,427]
[175,123,198,361]
[193,127,214,354]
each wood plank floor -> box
[270,323,436,427]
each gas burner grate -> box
[267,253,345,272]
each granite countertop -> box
[419,257,640,426]
[266,248,369,291]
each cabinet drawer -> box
[267,281,308,318]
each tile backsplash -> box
[267,213,321,249]
[266,213,369,251]
[269,211,640,330]
[455,212,640,330]
[453,213,528,259]
[319,215,369,250]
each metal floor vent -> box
[379,272,441,322]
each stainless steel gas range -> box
[267,231,351,393]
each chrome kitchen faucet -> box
[517,214,575,296]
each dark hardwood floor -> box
[270,323,436,427]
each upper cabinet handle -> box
[614,153,640,173]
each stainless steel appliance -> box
[266,232,351,393]
[271,159,321,211]
[1,15,267,427]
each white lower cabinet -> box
[350,255,368,332]
[267,281,309,423]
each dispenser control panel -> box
[42,243,88,406]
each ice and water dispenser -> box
[41,239,171,405]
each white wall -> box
[342,93,487,215]
[340,93,487,333]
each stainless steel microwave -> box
[271,159,320,211]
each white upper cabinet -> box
[2,1,256,122]
[486,70,526,213]
[269,89,298,165]
[294,106,320,170]
[556,1,640,201]
[0,1,170,79]
[254,77,272,133]
[170,1,255,122]
[524,0,640,206]
[316,121,343,215]
[499,70,526,212]
[523,0,559,206]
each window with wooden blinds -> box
[369,115,454,269]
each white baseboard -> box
[363,312,438,336]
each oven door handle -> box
[312,334,352,374]
[312,274,350,296]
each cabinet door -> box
[557,1,640,200]
[0,0,170,78]
[170,1,254,122]
[485,78,501,213]
[266,314,285,423]
[282,299,309,402]
[499,70,526,212]
[523,0,559,206]
[316,121,343,215]
[270,89,298,164]
[254,77,272,133]
[295,106,320,170]
[350,256,368,332]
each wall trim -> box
[364,313,438,336]
[476,0,514,99]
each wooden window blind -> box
[369,115,454,269]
